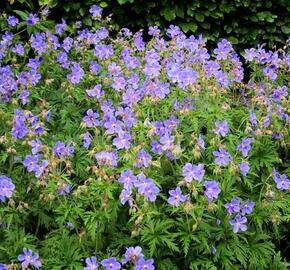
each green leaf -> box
[13,10,28,20]
[180,22,197,33]
[175,6,184,18]
[160,7,176,21]
[228,36,239,44]
[100,2,108,8]
[117,0,133,4]
[281,25,290,34]
[195,13,204,22]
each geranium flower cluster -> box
[84,246,154,270]
[0,246,154,270]
[225,198,255,233]
[0,4,289,269]
[119,170,160,206]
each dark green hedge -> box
[3,0,290,48]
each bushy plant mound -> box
[0,7,289,270]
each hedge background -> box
[3,0,290,49]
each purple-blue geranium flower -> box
[83,132,91,149]
[19,90,30,105]
[167,187,188,207]
[122,246,143,264]
[104,117,123,135]
[95,151,118,169]
[264,65,277,81]
[237,138,253,157]
[241,201,255,215]
[182,163,205,182]
[52,141,66,157]
[148,26,160,37]
[12,44,25,56]
[89,5,103,18]
[55,19,67,35]
[229,215,247,233]
[270,86,288,102]
[0,175,15,202]
[65,144,75,157]
[30,139,42,155]
[238,161,250,176]
[120,189,132,206]
[197,134,205,150]
[89,61,101,75]
[118,170,137,191]
[204,181,221,202]
[213,39,232,60]
[86,84,104,99]
[23,155,39,172]
[101,257,121,270]
[224,198,240,215]
[34,160,49,178]
[67,222,73,228]
[166,25,181,38]
[204,60,220,77]
[0,263,7,270]
[163,115,179,131]
[143,182,160,202]
[57,180,71,195]
[26,13,39,26]
[84,256,98,270]
[212,147,233,166]
[135,149,152,168]
[135,173,159,202]
[135,258,155,270]
[52,141,74,158]
[82,109,100,128]
[244,48,258,62]
[273,168,290,190]
[17,248,42,269]
[113,132,132,150]
[67,62,84,84]
[214,120,229,137]
[7,16,19,27]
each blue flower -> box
[89,5,103,18]
[213,147,233,166]
[101,257,121,270]
[122,246,143,264]
[167,187,188,207]
[0,263,7,270]
[18,248,42,269]
[84,256,98,270]
[182,163,205,182]
[26,13,39,26]
[229,215,247,233]
[237,138,253,157]
[273,168,290,190]
[7,16,19,27]
[135,258,155,270]
[241,201,255,215]
[204,181,221,202]
[0,175,15,202]
[238,161,250,176]
[224,198,240,215]
[214,120,229,137]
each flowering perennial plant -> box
[0,5,289,270]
